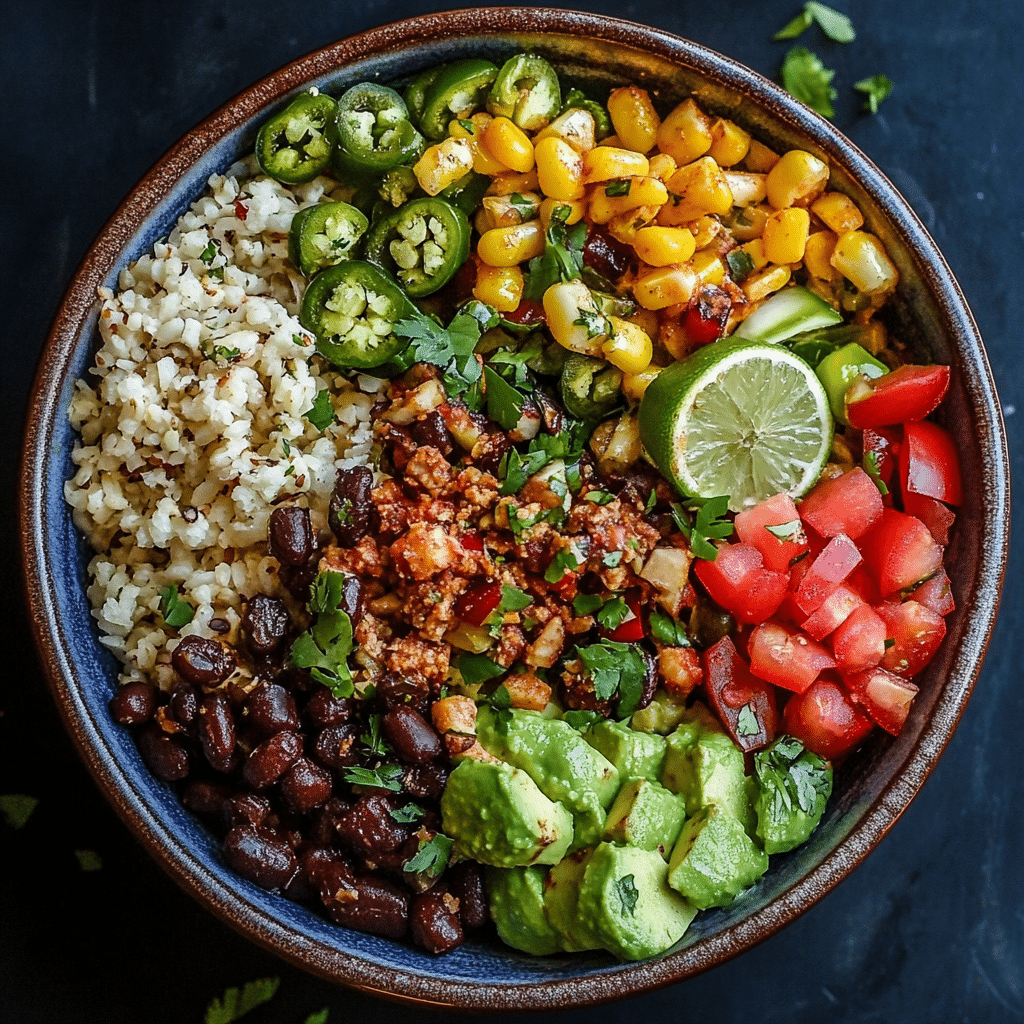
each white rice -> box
[64,157,380,690]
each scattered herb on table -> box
[204,977,281,1024]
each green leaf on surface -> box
[204,977,280,1024]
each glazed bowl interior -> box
[20,7,1008,1011]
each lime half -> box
[639,340,833,511]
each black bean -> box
[279,756,332,815]
[411,412,454,457]
[446,860,488,932]
[633,647,658,714]
[311,724,359,772]
[376,673,430,717]
[321,872,409,940]
[242,594,290,655]
[268,505,314,567]
[339,574,366,622]
[171,635,235,686]
[304,689,354,728]
[285,846,352,903]
[381,706,443,764]
[307,796,351,847]
[199,693,238,773]
[410,890,464,954]
[208,617,231,634]
[222,824,297,890]
[244,682,300,737]
[169,681,199,731]
[221,792,272,832]
[333,793,411,858]
[137,725,190,782]
[242,730,302,790]
[329,466,374,547]
[108,681,157,726]
[180,778,231,821]
[402,764,449,802]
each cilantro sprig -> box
[577,638,649,719]
[855,74,893,114]
[775,2,855,43]
[289,571,355,697]
[403,832,454,876]
[204,978,280,1024]
[670,495,734,561]
[342,764,405,792]
[780,45,838,117]
[523,207,587,300]
[753,735,833,821]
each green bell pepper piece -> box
[288,201,369,278]
[488,54,562,132]
[419,59,499,141]
[255,91,338,184]
[815,342,889,425]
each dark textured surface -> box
[3,1,1021,1021]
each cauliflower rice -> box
[65,157,379,691]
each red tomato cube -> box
[694,544,788,624]
[735,492,809,573]
[831,603,886,674]
[860,509,943,597]
[901,492,955,545]
[862,426,901,488]
[790,534,863,618]
[845,364,950,430]
[782,678,875,760]
[909,567,955,617]
[875,599,947,676]
[899,420,962,507]
[454,581,503,626]
[748,621,836,693]
[798,467,884,540]
[800,583,864,640]
[844,666,919,735]
[702,636,777,752]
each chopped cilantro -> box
[765,520,803,540]
[199,240,219,266]
[573,307,611,340]
[404,832,454,876]
[214,345,240,361]
[342,764,405,792]
[0,794,38,830]
[544,547,581,583]
[577,638,649,719]
[649,609,691,646]
[457,652,506,686]
[303,389,334,431]
[736,703,760,738]
[595,595,630,630]
[507,192,536,219]
[458,118,475,131]
[855,74,893,114]
[753,735,832,821]
[304,1011,330,1024]
[563,709,604,732]
[585,489,616,505]
[483,364,527,430]
[780,46,838,118]
[863,449,890,495]
[497,585,533,614]
[774,3,855,43]
[75,849,103,871]
[602,550,623,568]
[644,488,658,514]
[671,496,734,561]
[604,178,631,198]
[390,803,426,824]
[204,977,280,1024]
[361,714,390,756]
[523,209,587,300]
[726,249,755,283]
[572,593,605,616]
[159,584,195,628]
[613,873,640,916]
[289,571,355,697]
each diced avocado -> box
[602,777,687,858]
[752,736,833,854]
[630,690,689,734]
[667,805,769,910]
[485,865,563,955]
[543,848,604,952]
[661,726,756,834]
[585,719,667,783]
[440,758,573,867]
[477,707,620,848]
[576,843,698,961]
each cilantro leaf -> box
[507,192,536,219]
[577,639,649,719]
[305,1011,330,1024]
[805,3,855,43]
[0,794,38,830]
[595,596,630,630]
[572,593,605,616]
[342,764,405,792]
[774,8,813,38]
[390,803,426,824]
[736,703,760,738]
[404,833,454,876]
[457,652,506,686]
[765,519,803,540]
[862,449,890,495]
[199,240,219,266]
[585,489,616,506]
[780,46,838,118]
[290,571,355,697]
[523,211,587,300]
[497,585,533,614]
[671,496,734,561]
[303,389,335,431]
[613,874,640,916]
[602,550,623,568]
[573,307,612,340]
[484,364,527,430]
[361,714,390,756]
[159,584,195,628]
[854,73,893,114]
[563,709,604,732]
[544,546,581,583]
[204,978,280,1024]
[649,609,690,646]
[604,178,631,198]
[75,848,103,871]
[726,249,755,283]
[753,735,832,822]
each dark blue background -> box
[3,2,1020,1021]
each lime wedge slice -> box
[639,340,833,511]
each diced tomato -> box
[875,599,947,676]
[843,667,919,735]
[860,508,943,597]
[845,364,950,429]
[789,534,863,618]
[845,564,883,606]
[909,567,955,617]
[899,420,962,507]
[605,590,645,643]
[830,604,886,674]
[901,492,955,545]
[502,298,545,326]
[702,636,777,752]
[861,426,901,488]
[694,544,788,624]
[800,583,864,640]
[748,621,836,693]
[682,284,732,346]
[460,531,484,552]
[735,492,809,573]
[454,581,503,626]
[782,678,875,760]
[798,467,884,540]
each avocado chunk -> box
[602,777,687,858]
[577,843,698,961]
[440,758,573,867]
[630,689,691,734]
[485,865,563,955]
[667,805,769,909]
[477,707,619,848]
[542,847,604,951]
[751,736,833,854]
[661,723,756,834]
[585,719,667,783]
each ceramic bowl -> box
[20,7,1009,1011]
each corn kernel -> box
[588,176,669,223]
[738,237,769,270]
[534,137,586,201]
[598,134,622,147]
[811,191,865,234]
[483,117,536,173]
[708,118,751,167]
[763,207,810,265]
[830,230,899,294]
[744,138,780,173]
[656,99,713,166]
[542,279,606,355]
[691,249,726,287]
[648,153,677,182]
[729,203,771,242]
[606,206,659,246]
[659,157,734,223]
[534,108,597,153]
[742,264,792,303]
[413,138,475,196]
[607,86,662,154]
[803,230,840,280]
[481,191,541,229]
[622,365,663,402]
[487,169,541,195]
[766,149,829,209]
[477,220,545,267]
[632,226,697,267]
[539,197,585,228]
[602,317,653,375]
[448,116,510,176]
[628,307,660,338]
[584,146,650,183]
[723,171,767,207]
[473,264,524,312]
[633,266,697,310]
[689,216,720,249]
